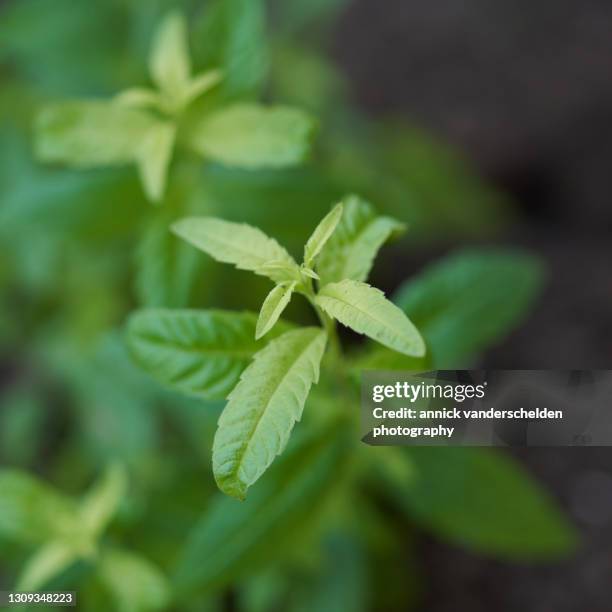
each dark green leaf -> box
[394,249,544,367]
[127,309,292,400]
[398,447,577,560]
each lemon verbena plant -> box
[34,11,314,203]
[127,195,422,499]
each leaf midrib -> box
[319,284,406,340]
[230,333,322,481]
[138,333,256,360]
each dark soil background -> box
[334,1,612,610]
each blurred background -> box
[334,1,612,609]
[1,0,611,610]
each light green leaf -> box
[184,69,223,107]
[255,261,301,283]
[34,101,173,202]
[213,328,327,499]
[35,102,157,167]
[174,423,348,593]
[17,541,78,591]
[318,195,405,284]
[135,213,200,308]
[188,103,315,168]
[316,280,425,357]
[149,11,191,96]
[300,266,319,281]
[127,309,292,400]
[399,447,577,560]
[394,249,544,367]
[114,88,163,111]
[171,217,299,283]
[0,470,78,544]
[303,202,343,267]
[99,547,171,612]
[80,463,127,539]
[136,122,175,202]
[256,282,297,340]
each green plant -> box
[129,195,424,499]
[0,464,169,609]
[34,10,315,203]
[0,1,579,608]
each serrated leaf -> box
[135,213,200,308]
[399,447,577,560]
[149,11,191,97]
[79,463,127,539]
[256,282,297,340]
[303,202,343,267]
[174,423,348,593]
[127,309,291,400]
[17,541,78,591]
[316,280,425,357]
[99,547,171,612]
[0,471,78,544]
[393,249,544,367]
[318,195,405,284]
[171,217,299,283]
[136,122,175,202]
[188,104,315,168]
[35,102,157,167]
[213,328,327,499]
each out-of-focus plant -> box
[34,11,315,203]
[0,464,170,609]
[0,0,579,609]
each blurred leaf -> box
[171,216,300,283]
[44,333,159,465]
[318,195,404,284]
[351,344,431,373]
[183,69,223,106]
[213,328,327,499]
[303,202,343,267]
[316,280,425,357]
[17,540,78,591]
[187,103,315,169]
[135,213,201,308]
[174,421,349,594]
[98,547,171,612]
[0,385,45,466]
[136,121,175,203]
[394,249,544,367]
[0,471,78,544]
[149,11,191,98]
[80,464,127,539]
[400,447,577,559]
[35,102,156,167]
[127,309,292,400]
[289,534,368,612]
[193,0,268,98]
[256,282,297,340]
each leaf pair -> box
[34,12,315,202]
